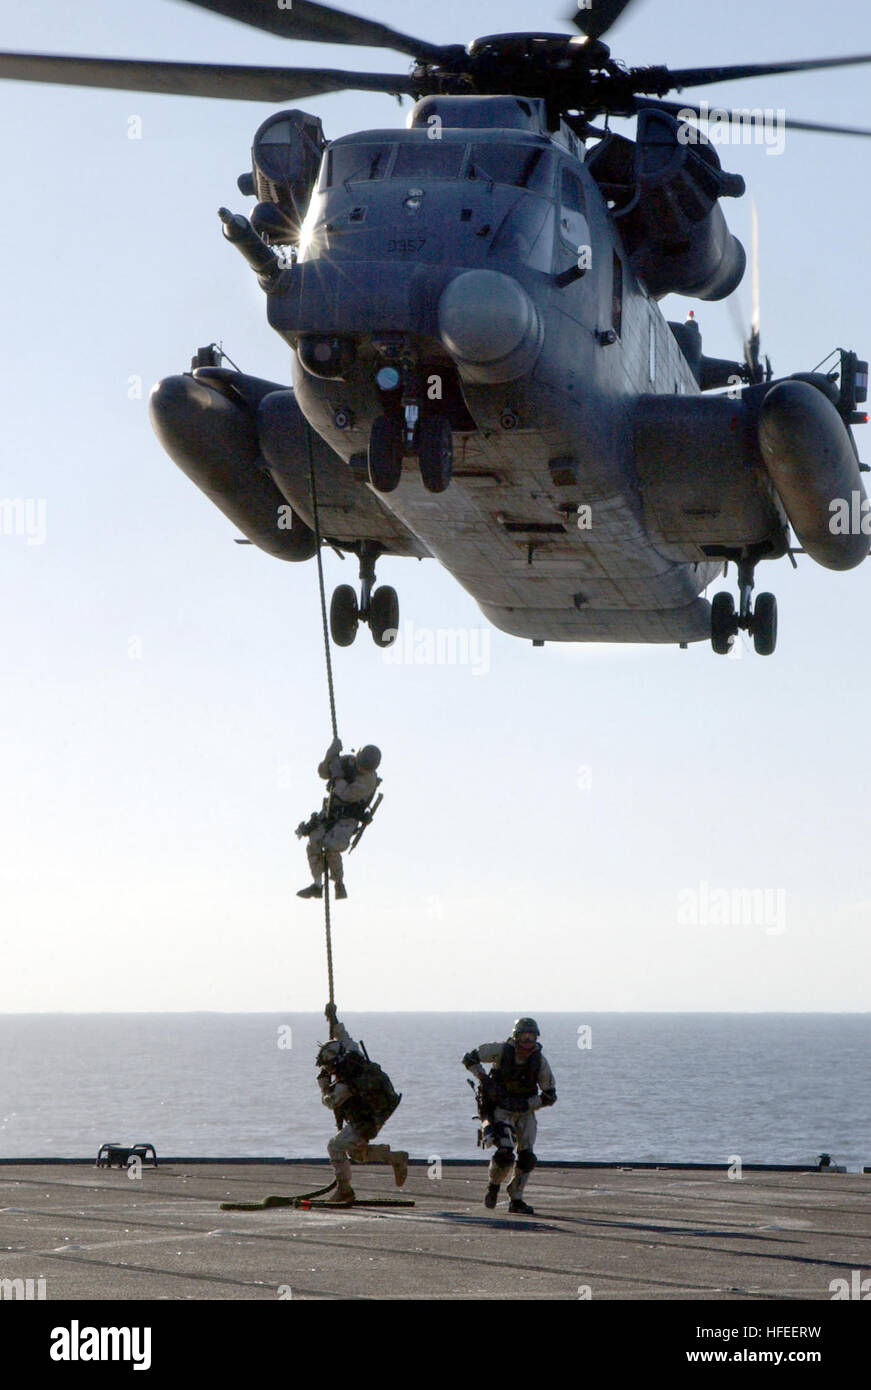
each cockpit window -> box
[466,145,545,189]
[325,143,391,187]
[392,143,465,180]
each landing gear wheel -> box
[368,414,404,493]
[753,592,777,656]
[711,591,736,655]
[417,415,453,493]
[369,585,399,648]
[329,584,359,647]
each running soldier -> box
[463,1017,557,1215]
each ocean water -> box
[0,1013,868,1169]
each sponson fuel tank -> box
[149,372,316,561]
[758,379,870,570]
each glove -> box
[539,1089,557,1108]
[324,1002,338,1023]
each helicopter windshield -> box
[392,144,465,180]
[321,139,553,191]
[325,143,390,187]
[465,145,547,190]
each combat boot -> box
[484,1183,499,1210]
[333,1183,355,1205]
[334,881,348,900]
[297,883,323,899]
[509,1198,534,1215]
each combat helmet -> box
[356,745,382,773]
[512,1017,540,1038]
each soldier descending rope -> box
[296,738,382,900]
[316,1003,409,1204]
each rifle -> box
[467,1075,498,1148]
[348,792,383,853]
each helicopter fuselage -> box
[153,93,866,651]
[269,103,727,642]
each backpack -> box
[337,1052,401,1139]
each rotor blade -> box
[568,0,640,42]
[650,53,871,92]
[0,52,415,101]
[635,96,871,140]
[179,0,447,62]
[726,290,748,355]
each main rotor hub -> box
[468,33,611,66]
[414,31,620,112]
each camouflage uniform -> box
[318,1016,408,1201]
[298,738,379,895]
[463,1034,557,1208]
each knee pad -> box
[516,1149,537,1173]
[493,1148,515,1171]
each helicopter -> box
[3,0,871,657]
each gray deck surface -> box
[1,1162,869,1300]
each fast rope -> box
[306,425,338,745]
[306,424,338,1033]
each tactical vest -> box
[334,1053,401,1140]
[490,1041,542,1104]
[323,791,373,827]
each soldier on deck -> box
[462,1017,557,1215]
[296,737,381,900]
[316,1003,409,1204]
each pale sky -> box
[1,0,870,1012]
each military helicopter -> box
[4,0,871,657]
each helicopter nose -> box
[437,269,543,383]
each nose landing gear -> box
[329,542,399,649]
[367,414,404,493]
[368,357,453,494]
[417,414,453,493]
[368,408,454,495]
[710,559,778,656]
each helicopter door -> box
[559,168,591,266]
[557,167,595,329]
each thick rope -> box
[305,424,338,1034]
[219,1178,337,1211]
[323,867,335,1028]
[306,425,338,744]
